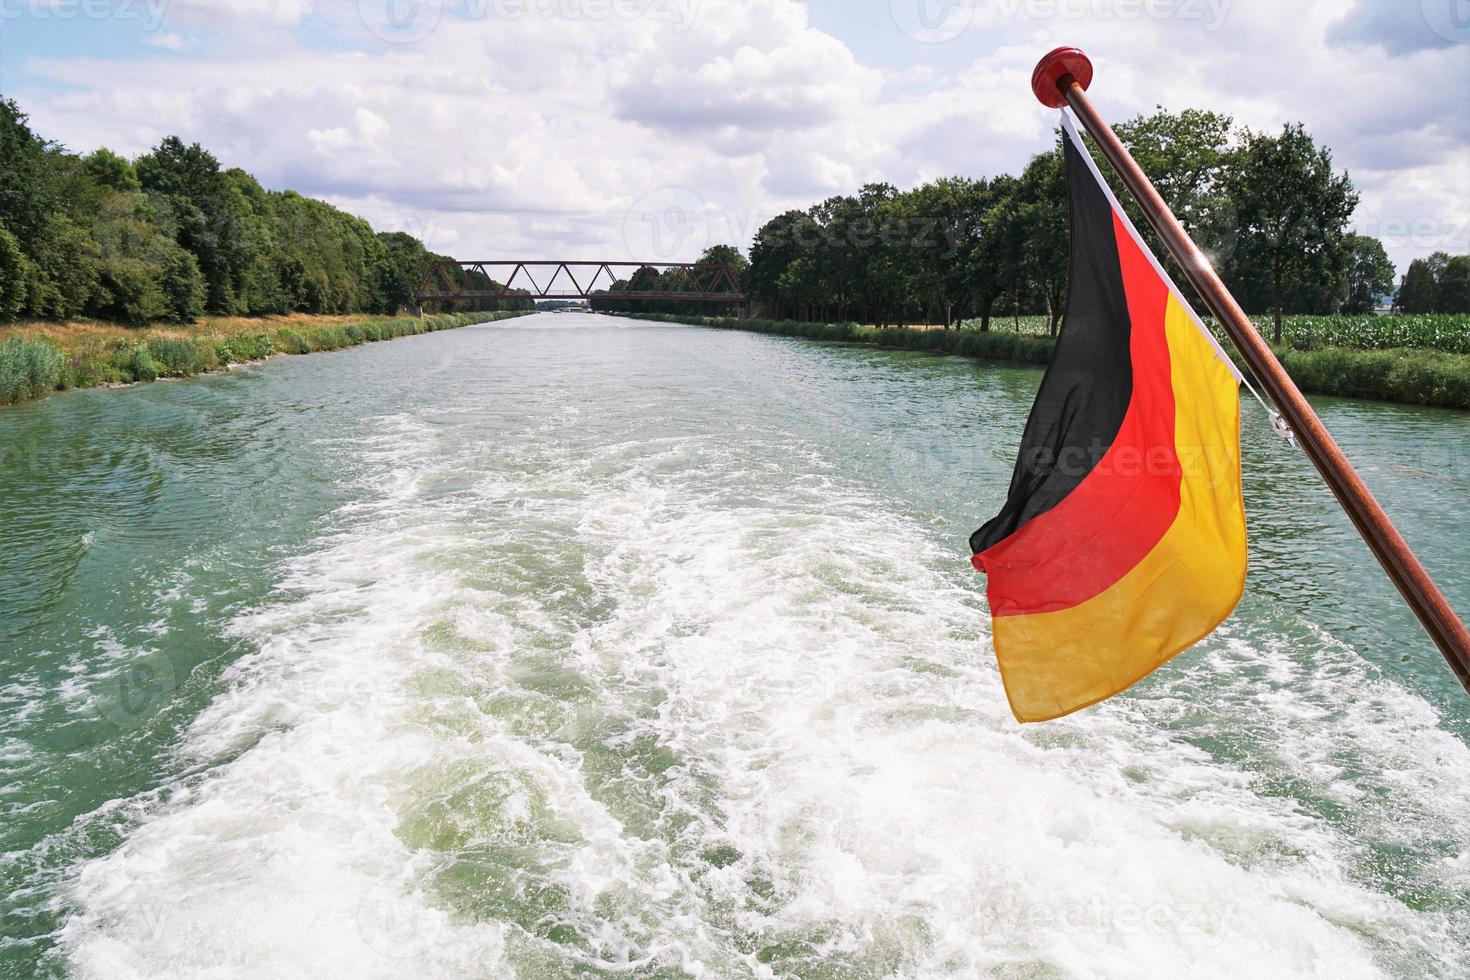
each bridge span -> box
[413,260,748,309]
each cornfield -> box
[959,313,1470,354]
[1261,315,1470,353]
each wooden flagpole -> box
[1030,46,1470,695]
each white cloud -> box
[1327,0,1463,55]
[308,106,391,156]
[608,0,883,133]
[6,0,1467,271]
[142,32,187,50]
[164,0,315,27]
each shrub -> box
[215,332,275,364]
[274,328,312,354]
[0,337,64,404]
[146,337,210,376]
[126,343,157,382]
[58,349,117,389]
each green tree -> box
[94,257,169,325]
[699,243,749,278]
[25,217,101,319]
[904,177,985,328]
[1017,145,1068,334]
[0,98,96,318]
[1341,234,1395,313]
[776,256,822,320]
[83,148,141,193]
[748,210,822,319]
[1395,254,1442,313]
[0,221,32,320]
[968,176,1025,332]
[222,169,282,314]
[159,246,207,322]
[137,138,277,315]
[686,244,749,316]
[1115,107,1234,247]
[1435,255,1470,313]
[1111,108,1237,312]
[0,97,55,250]
[89,193,190,324]
[137,138,233,310]
[1223,123,1359,341]
[375,231,429,314]
[135,136,226,200]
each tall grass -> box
[0,337,65,406]
[615,311,1470,410]
[0,310,532,408]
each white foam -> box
[58,384,1470,977]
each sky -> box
[1,0,1467,274]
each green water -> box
[1,313,1467,978]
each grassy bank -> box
[0,310,532,407]
[613,312,1470,410]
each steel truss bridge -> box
[413,260,747,306]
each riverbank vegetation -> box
[0,98,530,326]
[0,311,530,407]
[611,312,1470,411]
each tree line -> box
[0,97,529,326]
[1396,252,1470,314]
[721,109,1468,340]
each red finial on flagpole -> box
[1031,46,1093,107]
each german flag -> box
[971,116,1247,723]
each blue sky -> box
[2,0,1466,271]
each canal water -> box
[2,313,1467,977]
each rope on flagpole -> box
[1058,109,1293,445]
